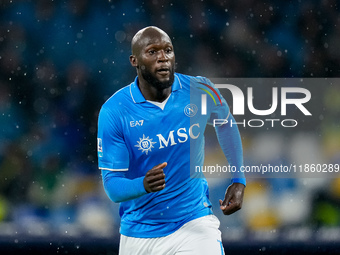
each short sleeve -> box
[97,107,129,171]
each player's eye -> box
[165,48,172,53]
[148,49,156,55]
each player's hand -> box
[143,162,167,193]
[219,183,245,215]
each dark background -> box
[0,0,340,254]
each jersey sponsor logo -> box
[97,138,103,157]
[184,104,198,117]
[130,120,144,127]
[135,134,157,155]
[135,123,201,154]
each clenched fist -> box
[143,162,167,193]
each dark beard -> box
[140,66,175,90]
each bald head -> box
[128,26,175,100]
[131,26,172,56]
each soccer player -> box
[97,26,245,255]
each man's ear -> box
[130,55,138,67]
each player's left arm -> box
[201,76,245,215]
[215,113,246,215]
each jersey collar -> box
[130,73,182,104]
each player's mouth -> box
[156,67,170,75]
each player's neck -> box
[138,80,171,103]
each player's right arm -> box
[102,162,167,203]
[102,170,146,203]
[98,106,166,203]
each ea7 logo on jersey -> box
[130,120,144,127]
[135,123,201,154]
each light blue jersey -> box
[97,73,243,238]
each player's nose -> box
[157,50,168,62]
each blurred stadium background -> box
[0,0,340,254]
